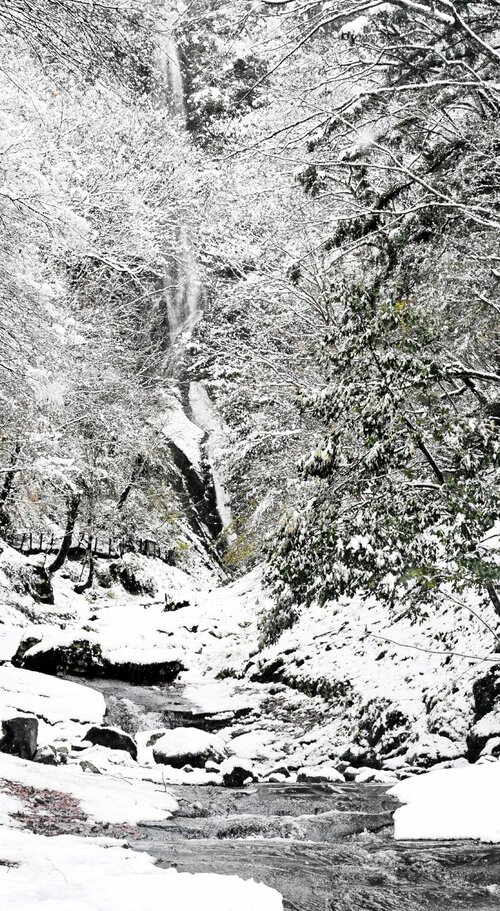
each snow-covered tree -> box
[267,0,500,633]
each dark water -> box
[71,676,253,733]
[134,781,500,911]
[72,677,500,910]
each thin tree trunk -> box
[48,493,80,573]
[74,536,94,594]
[117,453,145,511]
[486,582,500,618]
[0,442,21,529]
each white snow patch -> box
[0,827,284,911]
[162,396,204,471]
[0,665,105,726]
[0,753,177,824]
[390,760,500,842]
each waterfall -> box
[154,15,201,353]
[155,10,231,551]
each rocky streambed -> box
[73,676,500,911]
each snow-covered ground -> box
[0,822,283,911]
[252,590,500,770]
[391,759,500,842]
[2,534,500,908]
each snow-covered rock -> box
[297,765,345,784]
[84,725,137,761]
[15,633,185,684]
[0,752,177,824]
[0,666,105,745]
[152,727,226,768]
[227,730,283,762]
[220,756,255,787]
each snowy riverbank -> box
[2,540,500,911]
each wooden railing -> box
[3,531,176,565]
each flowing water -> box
[80,675,500,911]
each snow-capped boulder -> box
[152,728,226,769]
[14,636,185,685]
[0,715,38,759]
[297,765,345,784]
[84,726,137,761]
[220,757,255,787]
[227,730,283,762]
[0,551,53,604]
[480,736,500,758]
[468,710,500,760]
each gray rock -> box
[221,760,256,787]
[0,715,38,759]
[80,759,101,774]
[34,744,59,765]
[85,725,137,761]
[343,766,358,781]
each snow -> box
[297,765,345,784]
[0,827,284,911]
[151,727,226,761]
[0,792,23,827]
[162,395,204,472]
[390,760,500,842]
[220,756,253,775]
[0,665,105,728]
[471,710,500,738]
[254,583,499,768]
[228,730,284,762]
[0,753,178,824]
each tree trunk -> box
[48,493,80,573]
[74,537,94,594]
[0,442,21,529]
[486,582,500,618]
[117,453,145,510]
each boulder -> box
[34,744,60,766]
[297,765,345,784]
[468,710,500,761]
[109,555,157,597]
[472,665,500,719]
[480,736,500,758]
[0,715,38,759]
[2,560,53,605]
[85,725,137,761]
[220,757,255,787]
[152,727,226,769]
[13,637,185,685]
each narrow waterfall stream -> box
[154,15,227,552]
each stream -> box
[76,676,500,911]
[66,18,500,911]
